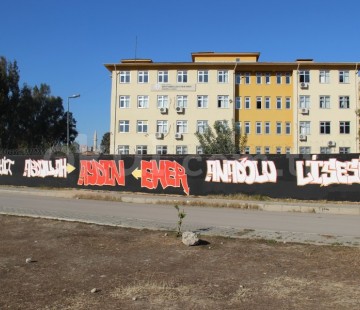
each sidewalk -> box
[1,185,359,215]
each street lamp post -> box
[67,94,80,154]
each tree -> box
[0,56,78,150]
[100,132,110,154]
[195,120,248,154]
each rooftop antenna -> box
[134,36,138,61]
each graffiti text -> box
[205,158,277,184]
[0,156,15,176]
[296,155,360,186]
[141,160,190,195]
[77,160,125,186]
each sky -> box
[1,0,360,148]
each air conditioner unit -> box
[176,106,184,113]
[299,134,307,141]
[155,132,164,139]
[300,82,309,89]
[328,141,336,147]
[160,107,167,114]
[300,108,309,114]
[175,133,182,139]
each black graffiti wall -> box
[1,153,360,201]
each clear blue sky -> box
[1,0,359,147]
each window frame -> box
[136,120,148,133]
[119,71,130,83]
[198,70,209,83]
[217,70,228,83]
[158,70,168,83]
[119,95,130,108]
[320,121,331,134]
[138,71,149,83]
[119,120,130,133]
[217,95,229,108]
[197,95,208,108]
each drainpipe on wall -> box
[233,62,238,150]
[295,63,300,154]
[356,63,359,153]
[113,64,118,155]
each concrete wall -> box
[1,153,360,201]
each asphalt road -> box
[0,190,359,246]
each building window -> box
[299,146,311,154]
[137,95,149,108]
[276,73,282,84]
[235,97,241,109]
[235,122,241,134]
[339,70,349,83]
[285,147,291,154]
[156,145,167,155]
[299,95,310,109]
[119,95,130,108]
[265,122,270,134]
[119,120,129,133]
[197,95,208,108]
[158,70,168,83]
[235,73,242,84]
[255,146,261,154]
[320,147,331,154]
[276,122,282,134]
[245,97,251,109]
[256,73,262,84]
[276,97,282,109]
[244,72,250,84]
[276,147,282,154]
[217,120,228,129]
[285,122,291,134]
[217,95,229,108]
[176,95,188,108]
[176,120,188,133]
[299,70,310,83]
[138,71,148,83]
[264,147,270,154]
[177,70,188,83]
[117,145,129,155]
[137,120,148,133]
[176,146,188,154]
[157,95,168,108]
[156,120,168,133]
[196,146,203,154]
[197,120,208,133]
[136,145,147,155]
[319,70,329,84]
[198,70,208,83]
[244,122,250,134]
[339,147,350,154]
[265,73,271,84]
[119,71,130,83]
[340,121,350,134]
[339,96,350,109]
[320,121,331,134]
[244,146,250,154]
[217,70,228,83]
[285,97,291,109]
[299,121,310,135]
[285,73,291,84]
[256,97,262,109]
[319,96,330,109]
[265,97,271,109]
[256,122,262,134]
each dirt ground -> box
[0,215,359,310]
